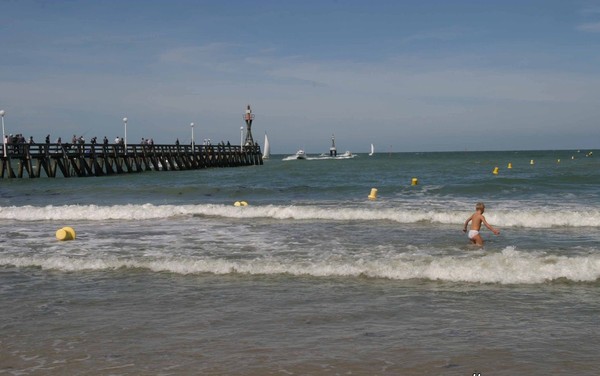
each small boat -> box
[295,149,307,159]
[262,132,270,159]
[369,143,374,156]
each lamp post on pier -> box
[0,110,6,158]
[122,117,128,154]
[240,126,244,151]
[191,122,195,148]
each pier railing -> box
[0,142,263,178]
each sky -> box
[1,0,600,153]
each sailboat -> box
[262,132,270,159]
[369,143,374,156]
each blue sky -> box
[1,0,600,153]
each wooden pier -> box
[0,142,263,178]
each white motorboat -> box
[295,149,306,159]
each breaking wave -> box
[1,203,599,228]
[2,247,600,284]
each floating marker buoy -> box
[234,201,248,207]
[56,229,68,240]
[492,167,499,175]
[507,162,512,169]
[530,159,535,165]
[411,178,418,186]
[56,226,76,241]
[234,201,241,206]
[63,226,76,239]
[368,188,378,200]
[557,159,560,163]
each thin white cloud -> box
[580,6,600,15]
[399,29,464,45]
[158,43,240,64]
[577,22,600,32]
[265,56,599,105]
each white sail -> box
[369,143,374,156]
[263,133,270,159]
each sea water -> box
[1,150,599,375]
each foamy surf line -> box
[1,204,600,228]
[2,248,600,284]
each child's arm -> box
[482,216,500,235]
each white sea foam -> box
[1,203,599,228]
[2,247,600,284]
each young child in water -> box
[463,202,500,246]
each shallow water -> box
[1,150,599,374]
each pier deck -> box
[0,143,263,178]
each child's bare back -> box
[463,202,500,246]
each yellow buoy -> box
[240,201,248,206]
[55,228,68,240]
[368,188,378,200]
[557,159,560,163]
[63,226,76,239]
[530,159,535,165]
[507,162,512,169]
[492,167,499,175]
[411,178,418,186]
[56,226,76,241]
[234,201,241,206]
